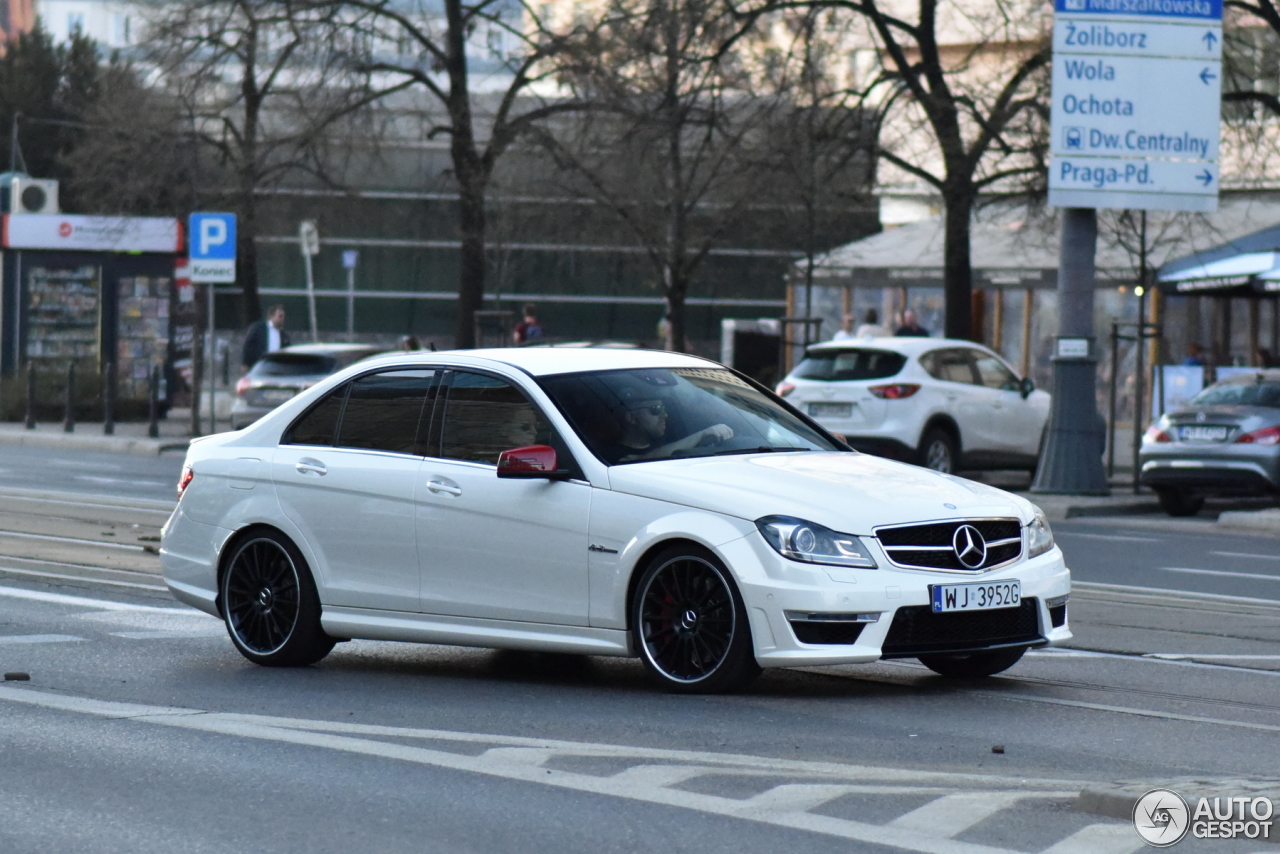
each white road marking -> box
[0,684,1119,854]
[0,634,84,645]
[74,475,167,487]
[1160,567,1280,582]
[743,783,855,813]
[0,494,172,515]
[110,629,224,639]
[1040,823,1142,854]
[608,765,708,787]
[1146,660,1280,665]
[1056,532,1160,542]
[0,585,193,614]
[0,565,167,591]
[888,792,1038,837]
[0,529,145,551]
[1073,581,1280,607]
[1212,551,1280,561]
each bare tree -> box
[738,0,1051,340]
[534,0,782,352]
[329,0,586,348]
[147,0,389,324]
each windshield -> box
[793,348,906,381]
[539,367,842,465]
[1190,379,1280,408]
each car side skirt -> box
[321,607,634,657]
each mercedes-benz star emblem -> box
[952,525,987,569]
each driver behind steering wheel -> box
[614,393,733,462]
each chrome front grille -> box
[874,519,1022,572]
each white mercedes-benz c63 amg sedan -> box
[161,347,1071,693]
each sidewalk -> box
[0,414,195,456]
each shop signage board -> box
[1048,0,1223,212]
[187,212,237,283]
[3,214,182,252]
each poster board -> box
[25,265,101,361]
[116,275,172,400]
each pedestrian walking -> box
[241,305,290,372]
[855,308,890,338]
[894,309,930,337]
[513,304,543,345]
[832,314,856,341]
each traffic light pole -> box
[1031,208,1110,495]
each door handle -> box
[427,480,462,496]
[295,460,327,476]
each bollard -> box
[24,363,35,430]
[147,366,160,439]
[103,361,115,436]
[63,363,76,433]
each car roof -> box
[803,337,988,356]
[270,343,383,357]
[350,346,718,377]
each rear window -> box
[250,353,338,378]
[1191,380,1280,408]
[793,349,906,382]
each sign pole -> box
[1033,209,1109,494]
[299,221,320,342]
[342,250,358,341]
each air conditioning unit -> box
[0,173,59,215]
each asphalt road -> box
[0,451,1277,853]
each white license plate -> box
[1180,425,1228,442]
[809,402,852,418]
[259,389,295,404]
[931,580,1021,613]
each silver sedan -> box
[1139,370,1280,515]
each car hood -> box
[605,452,1035,534]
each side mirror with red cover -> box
[496,445,572,480]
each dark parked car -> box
[231,344,383,429]
[1140,370,1280,515]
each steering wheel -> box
[696,428,726,448]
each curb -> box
[0,430,188,457]
[1218,509,1280,535]
[1077,779,1280,844]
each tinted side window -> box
[439,372,551,464]
[971,352,1019,390]
[921,349,977,384]
[283,383,349,446]
[336,370,435,454]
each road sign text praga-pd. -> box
[1049,0,1222,211]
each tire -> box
[917,646,1027,678]
[1154,488,1204,517]
[220,530,335,667]
[918,428,958,474]
[632,545,760,694]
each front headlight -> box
[1027,509,1054,558]
[756,516,877,568]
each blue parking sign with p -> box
[189,213,236,260]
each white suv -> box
[777,337,1050,473]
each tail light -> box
[1236,425,1280,445]
[177,465,194,500]
[1143,425,1172,444]
[868,383,920,399]
[776,382,795,397]
[235,376,251,396]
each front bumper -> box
[721,533,1071,668]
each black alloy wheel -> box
[917,646,1027,678]
[632,546,760,694]
[1154,487,1205,518]
[221,531,334,667]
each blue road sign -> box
[188,213,237,282]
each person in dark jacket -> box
[241,305,290,372]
